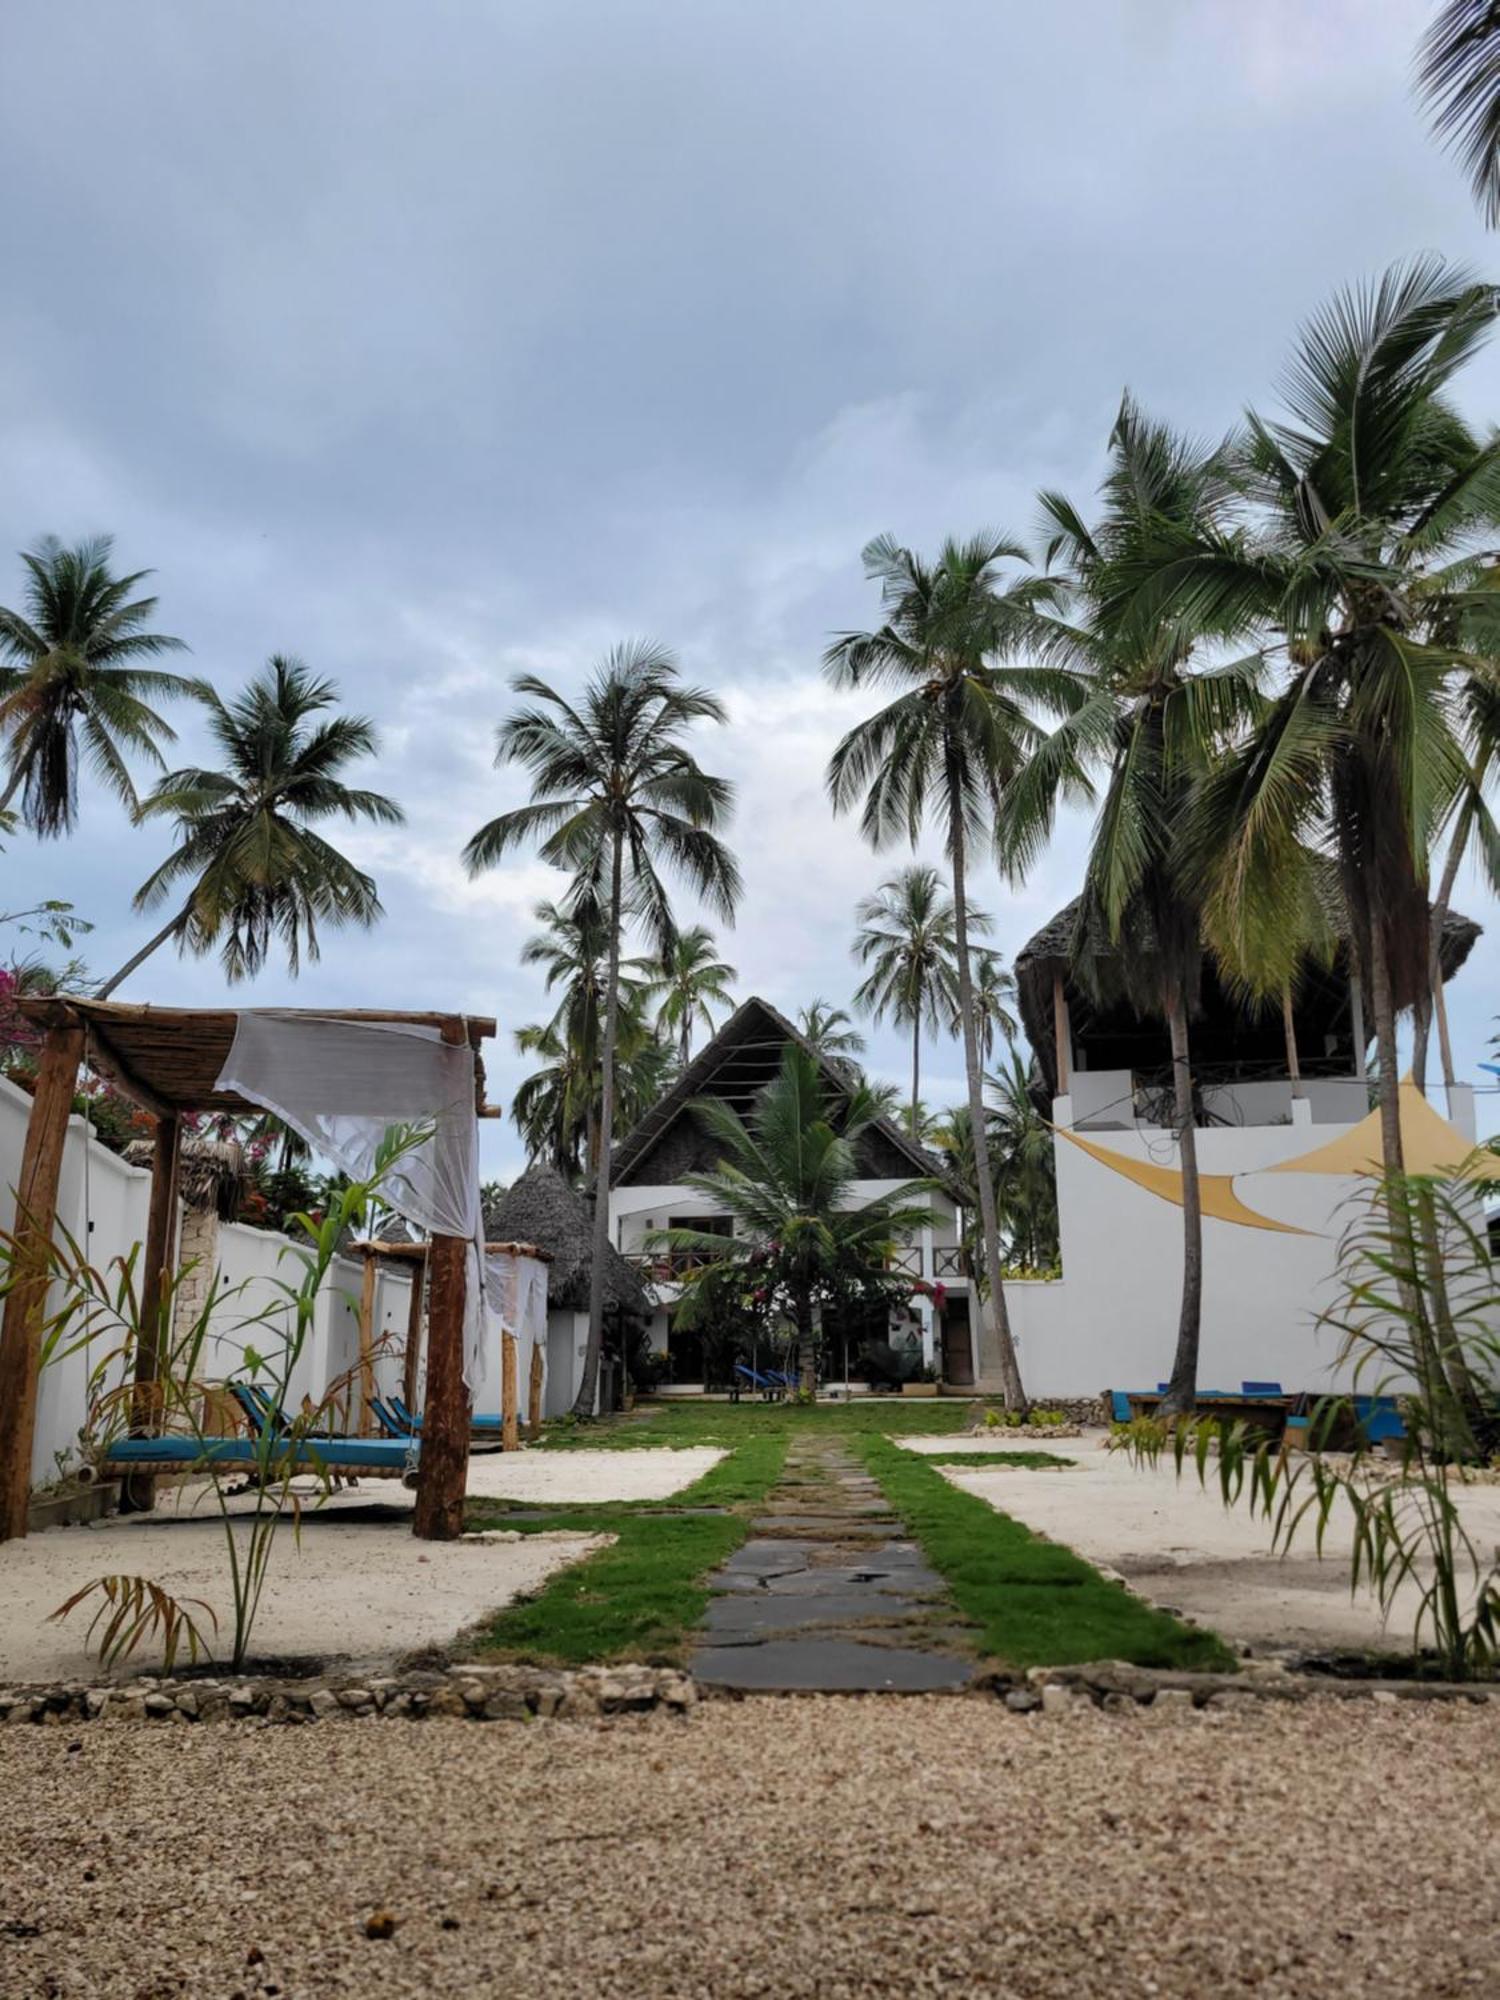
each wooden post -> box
[120,1113,183,1514]
[356,1252,377,1436]
[402,1255,426,1411]
[412,1019,472,1541]
[0,1023,85,1541]
[1051,971,1072,1096]
[527,1344,545,1440]
[502,1333,519,1452]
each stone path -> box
[691,1434,973,1693]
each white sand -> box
[465,1445,724,1504]
[940,1432,1500,1656]
[0,1446,722,1682]
[897,1435,1080,1455]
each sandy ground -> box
[0,1446,717,1682]
[927,1432,1500,1657]
[0,1697,1495,1999]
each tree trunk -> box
[947,747,1025,1410]
[1368,924,1406,1181]
[1157,984,1204,1418]
[796,1293,817,1397]
[575,830,624,1419]
[96,908,190,1000]
[1282,988,1303,1099]
[911,1014,921,1137]
[1413,807,1468,1091]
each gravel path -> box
[2,1698,1495,1997]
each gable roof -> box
[609,993,938,1185]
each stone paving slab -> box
[702,1591,937,1635]
[694,1638,972,1693]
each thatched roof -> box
[487,1165,651,1316]
[1015,898,1484,1098]
[125,1135,247,1219]
[610,994,939,1186]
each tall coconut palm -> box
[1004,399,1265,1414]
[851,864,976,1130]
[0,536,199,837]
[463,642,739,1418]
[652,1042,933,1394]
[1161,261,1500,1191]
[826,532,1076,1408]
[98,656,403,995]
[511,1000,675,1178]
[644,924,737,1061]
[965,948,1020,1063]
[1413,665,1500,1086]
[1418,0,1500,224]
[796,1000,866,1062]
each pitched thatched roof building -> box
[488,1164,651,1318]
[1015,898,1483,1101]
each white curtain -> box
[216,1012,490,1392]
[484,1250,549,1418]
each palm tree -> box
[825,532,1076,1408]
[965,948,1019,1063]
[1418,0,1500,223]
[1165,261,1500,1190]
[1004,398,1264,1414]
[511,1001,674,1178]
[0,536,198,837]
[986,1053,1060,1270]
[98,656,403,995]
[518,895,651,1169]
[644,924,737,1061]
[463,642,739,1417]
[652,1041,933,1394]
[851,864,975,1130]
[1413,666,1500,1087]
[796,1000,866,1062]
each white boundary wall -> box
[0,1074,414,1488]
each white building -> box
[1005,901,1487,1399]
[607,997,976,1388]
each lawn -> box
[467,1400,1233,1675]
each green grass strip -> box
[466,1434,786,1666]
[915,1449,1074,1470]
[535,1398,988,1451]
[857,1434,1234,1672]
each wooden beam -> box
[501,1333,519,1452]
[1051,971,1072,1096]
[0,1023,85,1541]
[527,1344,545,1441]
[356,1253,378,1436]
[120,1114,183,1514]
[412,1017,472,1541]
[402,1257,426,1412]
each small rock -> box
[1370,1689,1400,1706]
[1040,1685,1074,1716]
[307,1689,340,1720]
[174,1690,200,1718]
[143,1693,176,1717]
[483,1693,531,1721]
[1152,1687,1195,1710]
[1004,1689,1040,1713]
[338,1688,373,1711]
[364,1909,401,1940]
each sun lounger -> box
[1242,1380,1284,1397]
[390,1395,512,1437]
[1353,1394,1406,1444]
[97,1434,418,1479]
[733,1362,784,1402]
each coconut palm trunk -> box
[95,908,190,1000]
[948,753,1025,1409]
[1413,816,1468,1090]
[1157,986,1204,1416]
[910,1015,921,1135]
[577,828,624,1419]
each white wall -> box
[1026,1107,1404,1398]
[0,1074,415,1490]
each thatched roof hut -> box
[125,1135,247,1220]
[487,1164,651,1317]
[1015,897,1483,1099]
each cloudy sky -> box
[2,0,1497,1175]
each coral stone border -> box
[0,1655,1493,1725]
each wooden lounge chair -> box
[732,1362,784,1402]
[96,1434,419,1483]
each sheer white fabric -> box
[484,1251,549,1418]
[216,1012,490,1391]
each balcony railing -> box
[932,1246,968,1279]
[885,1247,922,1277]
[626,1247,722,1281]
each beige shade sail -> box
[1265,1079,1494,1180]
[1056,1126,1312,1234]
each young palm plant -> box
[652,1042,933,1394]
[827,531,1078,1409]
[1004,399,1265,1414]
[852,863,975,1132]
[98,656,403,995]
[0,537,199,837]
[644,924,737,1062]
[464,643,739,1416]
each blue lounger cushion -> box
[1242,1380,1284,1397]
[102,1436,415,1471]
[390,1397,506,1432]
[1354,1395,1406,1443]
[1109,1391,1134,1422]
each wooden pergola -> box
[348,1234,550,1450]
[0,998,496,1545]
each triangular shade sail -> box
[1056,1127,1310,1233]
[1266,1079,1493,1180]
